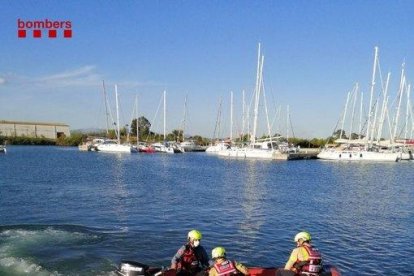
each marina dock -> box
[273,148,320,160]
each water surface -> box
[1,146,413,275]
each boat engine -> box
[116,261,149,276]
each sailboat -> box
[97,85,135,153]
[317,47,402,162]
[179,95,197,152]
[206,97,231,153]
[151,91,181,154]
[217,43,284,159]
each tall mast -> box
[252,43,262,145]
[163,90,166,141]
[230,91,233,142]
[136,95,139,146]
[340,90,351,140]
[115,85,121,145]
[182,95,188,142]
[393,63,405,140]
[102,80,110,136]
[377,73,391,143]
[262,77,272,145]
[286,105,290,142]
[366,46,379,145]
[349,84,358,142]
[404,84,411,139]
[358,92,364,140]
[242,90,245,139]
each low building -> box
[0,120,70,139]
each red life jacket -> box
[296,245,323,275]
[214,260,238,276]
[181,245,200,272]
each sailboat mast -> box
[340,91,351,140]
[182,95,188,142]
[366,46,379,145]
[102,80,110,136]
[163,90,166,141]
[242,90,245,139]
[218,98,222,141]
[349,84,358,142]
[136,95,139,146]
[262,78,272,145]
[393,63,405,140]
[404,84,411,139]
[115,85,121,145]
[286,105,289,142]
[230,91,233,142]
[359,92,364,140]
[377,73,391,143]
[252,43,261,145]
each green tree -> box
[171,129,183,142]
[131,116,151,138]
[333,129,347,139]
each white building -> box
[0,120,70,139]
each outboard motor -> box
[117,261,149,276]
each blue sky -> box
[1,1,414,138]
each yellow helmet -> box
[294,231,311,242]
[212,247,226,259]
[188,230,202,240]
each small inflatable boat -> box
[116,260,341,276]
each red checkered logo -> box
[17,19,72,39]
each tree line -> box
[1,116,353,148]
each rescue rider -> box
[208,247,249,276]
[276,231,324,276]
[171,229,210,276]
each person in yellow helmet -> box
[171,230,210,276]
[276,231,324,276]
[209,246,249,276]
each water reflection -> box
[239,161,266,235]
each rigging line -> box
[212,97,222,142]
[146,92,163,143]
[288,108,296,139]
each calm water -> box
[0,146,413,275]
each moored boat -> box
[97,139,135,153]
[317,147,401,162]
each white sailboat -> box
[179,95,197,152]
[218,43,282,159]
[206,97,230,153]
[317,47,402,162]
[151,90,180,154]
[97,85,135,153]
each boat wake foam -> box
[0,225,104,275]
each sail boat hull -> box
[317,149,400,162]
[97,141,133,153]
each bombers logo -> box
[17,19,72,38]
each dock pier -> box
[273,148,320,160]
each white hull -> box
[97,143,133,153]
[206,143,230,154]
[218,148,276,159]
[180,141,195,152]
[0,146,6,154]
[152,143,175,154]
[317,149,401,162]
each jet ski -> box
[116,260,341,276]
